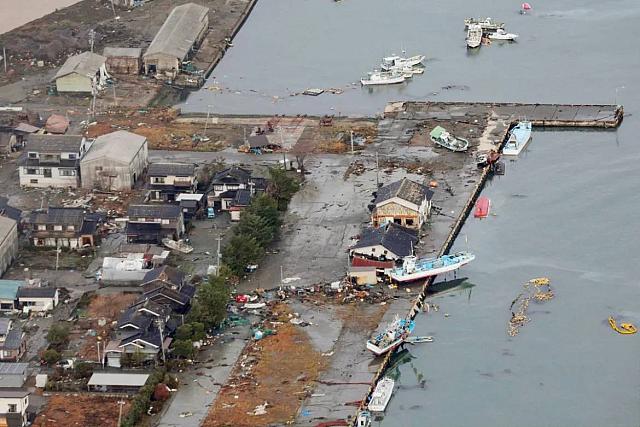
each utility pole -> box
[96,340,101,365]
[112,83,117,106]
[350,130,354,155]
[279,265,284,291]
[375,151,380,188]
[110,0,117,18]
[2,47,6,74]
[117,400,125,427]
[88,29,95,53]
[216,236,222,275]
[204,105,211,134]
[55,243,60,271]
[157,319,166,364]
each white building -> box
[16,287,59,312]
[18,135,91,188]
[80,130,148,191]
[0,389,29,427]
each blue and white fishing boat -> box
[503,120,532,155]
[366,315,415,356]
[389,252,475,283]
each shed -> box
[80,130,149,190]
[143,3,210,75]
[103,47,142,75]
[348,266,378,285]
[0,280,23,311]
[35,374,48,389]
[53,52,108,93]
[16,287,59,312]
[87,372,150,393]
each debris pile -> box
[508,277,554,337]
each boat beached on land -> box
[389,252,476,283]
[502,120,532,155]
[368,377,395,412]
[367,315,415,356]
[430,126,469,151]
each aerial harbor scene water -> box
[0,0,637,426]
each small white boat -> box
[464,17,505,31]
[367,315,415,356]
[405,336,434,344]
[381,54,425,71]
[368,377,395,412]
[361,70,405,86]
[356,411,372,427]
[162,238,194,254]
[466,24,482,48]
[502,120,532,155]
[488,28,519,41]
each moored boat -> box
[474,196,491,218]
[430,126,469,152]
[389,252,476,283]
[361,70,405,86]
[502,120,532,155]
[368,377,395,412]
[381,54,426,71]
[466,24,482,48]
[464,17,505,31]
[488,28,519,41]
[366,315,415,356]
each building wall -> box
[19,166,79,188]
[0,395,28,422]
[55,73,93,93]
[350,244,399,261]
[19,295,58,312]
[0,221,18,277]
[81,142,148,190]
[372,197,429,229]
[105,57,141,75]
[143,53,180,75]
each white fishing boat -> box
[405,336,434,344]
[361,70,405,86]
[466,24,482,48]
[162,238,194,254]
[502,120,532,155]
[388,65,425,76]
[430,126,469,152]
[368,377,395,412]
[464,17,505,31]
[389,252,476,283]
[381,54,425,71]
[488,28,519,41]
[366,315,415,356]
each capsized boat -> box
[609,317,638,335]
[488,28,519,41]
[162,238,194,254]
[430,126,469,152]
[361,70,405,86]
[368,377,395,412]
[474,196,491,218]
[389,252,476,283]
[464,17,505,31]
[466,24,482,48]
[502,120,532,155]
[366,315,415,356]
[381,54,426,71]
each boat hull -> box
[474,196,491,218]
[431,137,469,152]
[389,258,474,283]
[366,338,404,356]
[368,378,395,412]
[502,122,532,155]
[361,76,405,86]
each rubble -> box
[508,277,555,336]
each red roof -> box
[351,257,394,269]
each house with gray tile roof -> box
[372,178,434,230]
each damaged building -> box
[53,52,109,94]
[371,178,434,230]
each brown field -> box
[33,394,130,427]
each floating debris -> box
[508,277,554,336]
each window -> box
[43,168,52,178]
[59,169,76,177]
[67,225,75,231]
[30,179,38,184]
[26,168,37,175]
[28,152,37,159]
[394,218,402,224]
[68,153,77,160]
[152,177,165,184]
[53,225,63,231]
[95,166,103,171]
[7,404,16,412]
[161,219,169,225]
[37,225,46,231]
[406,219,414,226]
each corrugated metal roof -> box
[82,130,147,163]
[24,135,84,153]
[144,3,209,60]
[0,363,28,375]
[88,372,150,387]
[0,217,16,242]
[17,287,58,299]
[54,52,106,80]
[0,281,23,301]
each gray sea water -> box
[182,0,640,425]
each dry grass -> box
[33,395,130,427]
[202,304,326,427]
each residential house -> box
[371,178,434,230]
[125,205,184,243]
[28,207,99,248]
[53,52,109,93]
[0,389,29,427]
[0,218,18,278]
[143,3,210,76]
[103,47,142,75]
[207,166,266,210]
[80,130,149,191]
[148,163,197,202]
[0,281,23,312]
[16,287,59,313]
[18,135,91,188]
[101,255,153,285]
[117,244,169,267]
[0,363,27,389]
[111,0,145,8]
[175,194,206,222]
[0,198,22,224]
[350,223,419,261]
[229,189,252,221]
[87,373,149,394]
[241,134,281,154]
[0,321,25,362]
[139,266,194,313]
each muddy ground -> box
[33,394,130,427]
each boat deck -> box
[386,101,623,128]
